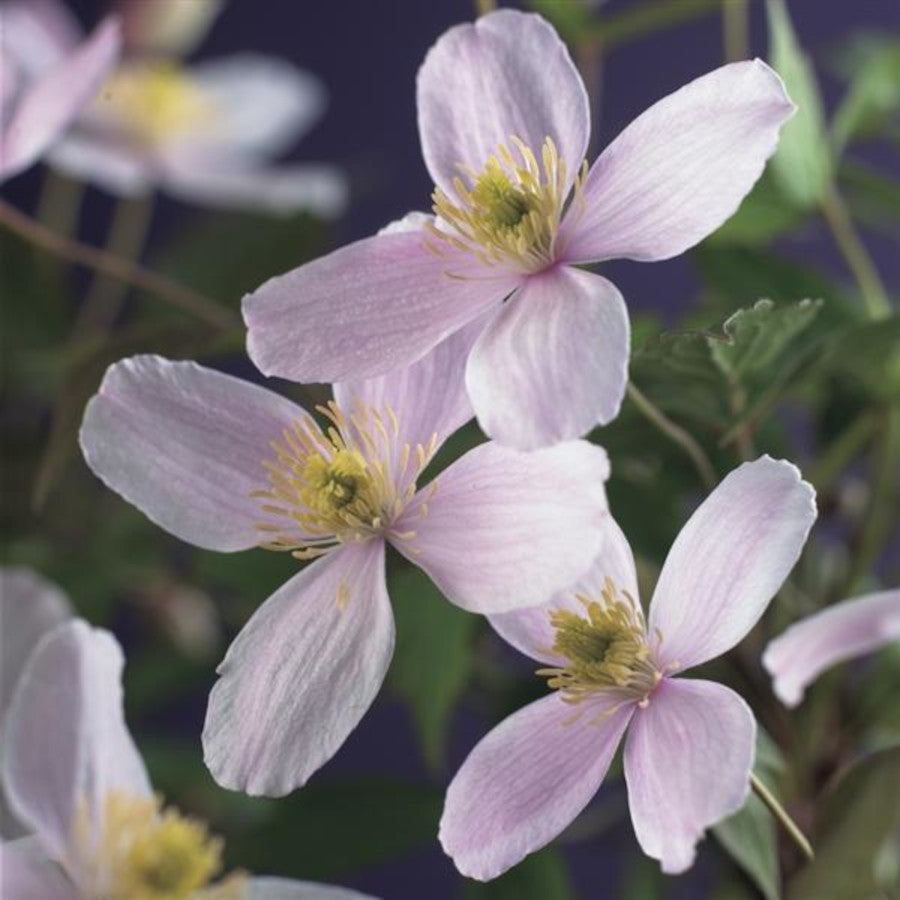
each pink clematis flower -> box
[78,328,612,797]
[1,0,346,216]
[0,4,120,183]
[440,456,816,879]
[243,9,795,449]
[0,581,377,899]
[763,589,900,707]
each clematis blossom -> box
[440,456,816,879]
[243,9,795,449]
[0,6,120,183]
[1,0,346,216]
[78,328,612,797]
[763,589,900,707]
[0,578,376,899]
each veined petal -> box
[763,589,900,707]
[0,567,71,723]
[0,838,75,900]
[243,230,516,383]
[560,60,794,264]
[649,456,816,672]
[202,541,394,796]
[400,441,610,614]
[465,266,629,449]
[417,9,589,200]
[1,622,151,867]
[624,678,755,874]
[440,693,632,881]
[0,16,121,183]
[490,516,638,666]
[79,355,303,553]
[244,877,376,899]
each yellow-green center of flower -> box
[97,62,217,144]
[253,401,437,564]
[429,135,586,272]
[538,578,661,706]
[76,792,244,900]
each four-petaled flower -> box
[439,457,816,878]
[243,9,795,449]
[79,327,612,796]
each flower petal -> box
[400,440,610,614]
[0,0,81,77]
[417,9,589,199]
[79,355,303,553]
[624,678,754,874]
[560,60,794,264]
[0,567,71,723]
[1,621,151,865]
[47,133,151,196]
[489,515,638,665]
[649,456,815,671]
[244,877,376,899]
[0,16,121,183]
[465,266,629,449]
[0,838,75,900]
[440,693,632,881]
[763,589,900,707]
[243,229,516,383]
[202,541,394,796]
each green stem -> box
[820,183,891,320]
[589,0,724,49]
[722,0,749,62]
[474,0,495,16]
[626,382,718,491]
[35,169,85,237]
[750,772,815,862]
[807,410,879,492]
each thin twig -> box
[0,198,236,330]
[626,381,718,491]
[750,772,815,862]
[820,183,891,321]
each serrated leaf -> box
[788,747,900,900]
[388,563,477,770]
[767,0,832,208]
[463,847,575,900]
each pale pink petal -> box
[243,230,517,383]
[465,266,629,449]
[0,0,82,78]
[159,156,347,217]
[245,877,376,899]
[1,622,150,865]
[0,16,121,183]
[649,456,816,672]
[0,567,71,722]
[763,590,900,707]
[79,355,304,553]
[624,678,754,874]
[417,9,589,200]
[489,516,638,665]
[440,693,632,881]
[0,838,75,900]
[203,541,393,796]
[399,441,610,614]
[560,60,794,264]
[47,133,151,196]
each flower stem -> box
[626,381,718,491]
[0,198,236,330]
[722,0,749,62]
[750,772,815,862]
[474,0,495,16]
[820,183,891,321]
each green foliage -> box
[464,848,575,900]
[821,316,900,404]
[788,748,900,900]
[709,173,806,247]
[766,0,832,208]
[387,562,477,770]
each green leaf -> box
[767,0,832,208]
[839,159,900,241]
[526,0,592,42]
[709,172,806,246]
[463,847,575,900]
[388,563,477,770]
[823,316,900,403]
[788,747,900,900]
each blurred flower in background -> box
[1,0,346,216]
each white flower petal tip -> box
[763,589,900,707]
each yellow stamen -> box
[429,135,587,272]
[537,578,661,706]
[98,62,218,144]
